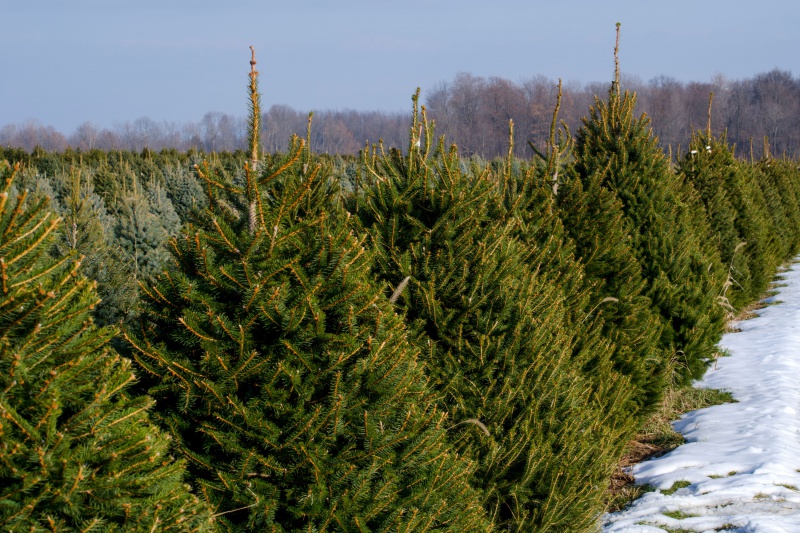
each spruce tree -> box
[502,87,666,415]
[145,181,182,237]
[678,131,782,308]
[125,54,490,532]
[162,163,208,223]
[113,188,171,284]
[572,26,725,381]
[52,168,139,326]
[354,97,635,531]
[0,161,212,532]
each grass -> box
[636,526,694,533]
[662,480,692,495]
[662,509,698,519]
[604,385,734,511]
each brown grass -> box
[605,386,734,512]
[605,267,795,512]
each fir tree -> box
[757,151,800,258]
[572,25,725,381]
[355,96,635,531]
[504,85,666,415]
[113,188,171,284]
[557,161,667,412]
[679,131,783,308]
[0,161,212,532]
[125,55,490,532]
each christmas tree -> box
[678,123,789,310]
[571,25,725,382]
[125,52,490,532]
[354,95,635,531]
[0,161,212,532]
[501,85,666,415]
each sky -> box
[2,0,799,133]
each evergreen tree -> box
[678,132,781,308]
[557,160,667,412]
[354,98,634,531]
[52,169,139,326]
[145,181,182,237]
[757,152,800,258]
[0,161,212,532]
[572,28,725,381]
[501,90,666,415]
[125,58,490,532]
[114,188,171,284]
[162,163,208,223]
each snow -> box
[602,261,800,533]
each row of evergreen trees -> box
[4,41,800,530]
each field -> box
[2,51,800,532]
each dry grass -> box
[605,386,734,512]
[605,269,795,513]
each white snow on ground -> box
[602,261,800,533]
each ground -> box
[602,262,800,533]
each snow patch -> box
[603,260,800,532]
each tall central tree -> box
[570,25,726,382]
[125,54,490,532]
[354,96,635,531]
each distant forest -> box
[3,69,799,159]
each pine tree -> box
[0,161,213,532]
[572,26,725,381]
[354,96,635,531]
[125,54,490,532]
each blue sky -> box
[2,0,798,132]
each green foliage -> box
[52,169,139,326]
[162,163,208,221]
[557,161,668,413]
[114,189,171,283]
[0,162,212,532]
[572,83,726,383]
[126,142,490,532]
[679,134,790,310]
[145,181,182,237]
[758,156,800,257]
[354,101,634,531]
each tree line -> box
[3,68,799,158]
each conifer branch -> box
[248,46,260,174]
[613,22,622,95]
[258,139,305,186]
